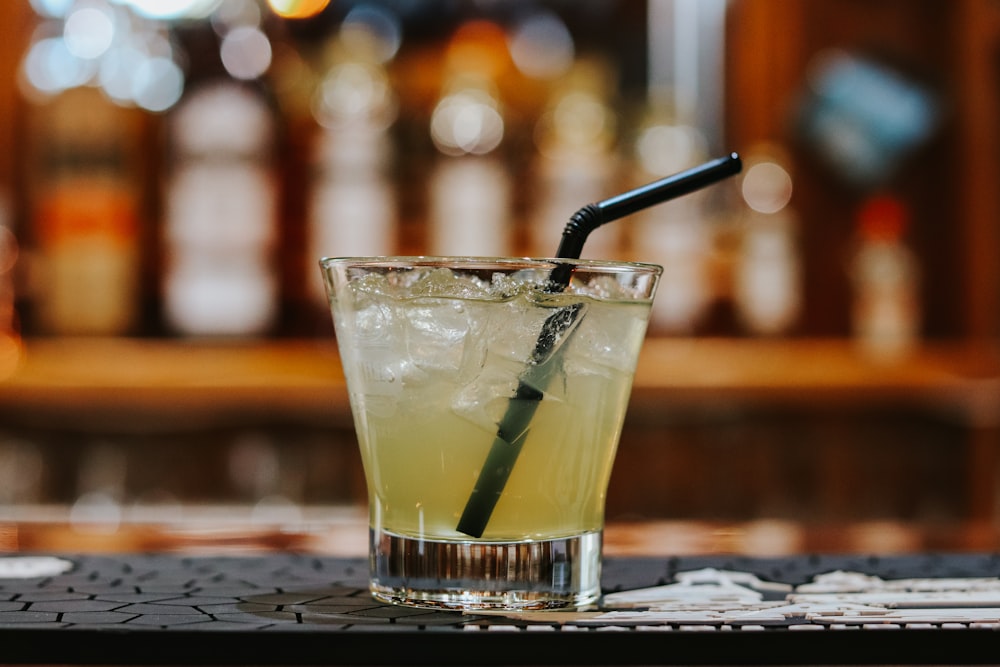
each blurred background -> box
[0,0,999,552]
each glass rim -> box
[318,255,663,275]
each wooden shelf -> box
[0,338,350,430]
[630,338,1000,425]
[1,336,998,430]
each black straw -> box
[456,152,742,538]
[555,152,743,261]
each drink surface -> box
[330,263,654,542]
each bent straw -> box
[456,152,743,538]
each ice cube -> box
[574,273,651,301]
[410,266,491,299]
[404,298,483,377]
[563,302,650,377]
[480,298,557,365]
[335,289,410,396]
[450,363,522,434]
[350,299,395,343]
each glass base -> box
[369,528,602,610]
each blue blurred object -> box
[796,50,942,188]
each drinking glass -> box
[320,257,660,610]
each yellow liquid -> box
[344,297,651,542]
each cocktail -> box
[321,257,659,609]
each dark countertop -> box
[3,552,1000,665]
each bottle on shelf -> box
[629,116,712,334]
[162,80,280,337]
[27,87,143,337]
[529,57,622,260]
[732,148,802,336]
[427,22,513,257]
[848,193,920,361]
[307,24,399,305]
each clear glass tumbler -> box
[320,257,660,610]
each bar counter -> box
[4,511,1000,665]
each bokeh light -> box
[22,35,96,94]
[121,0,222,20]
[508,10,574,80]
[266,0,330,20]
[98,43,147,103]
[132,56,185,112]
[635,124,706,176]
[211,0,262,37]
[220,25,272,80]
[552,92,610,149]
[28,0,75,19]
[341,4,402,64]
[23,1,192,111]
[431,87,505,156]
[64,4,115,60]
[742,160,793,214]
[313,61,397,130]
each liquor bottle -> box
[427,75,511,257]
[631,117,712,334]
[732,149,801,336]
[307,34,398,304]
[529,58,622,260]
[849,194,920,361]
[162,80,279,337]
[29,87,142,336]
[427,22,514,257]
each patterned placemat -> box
[2,553,1000,665]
